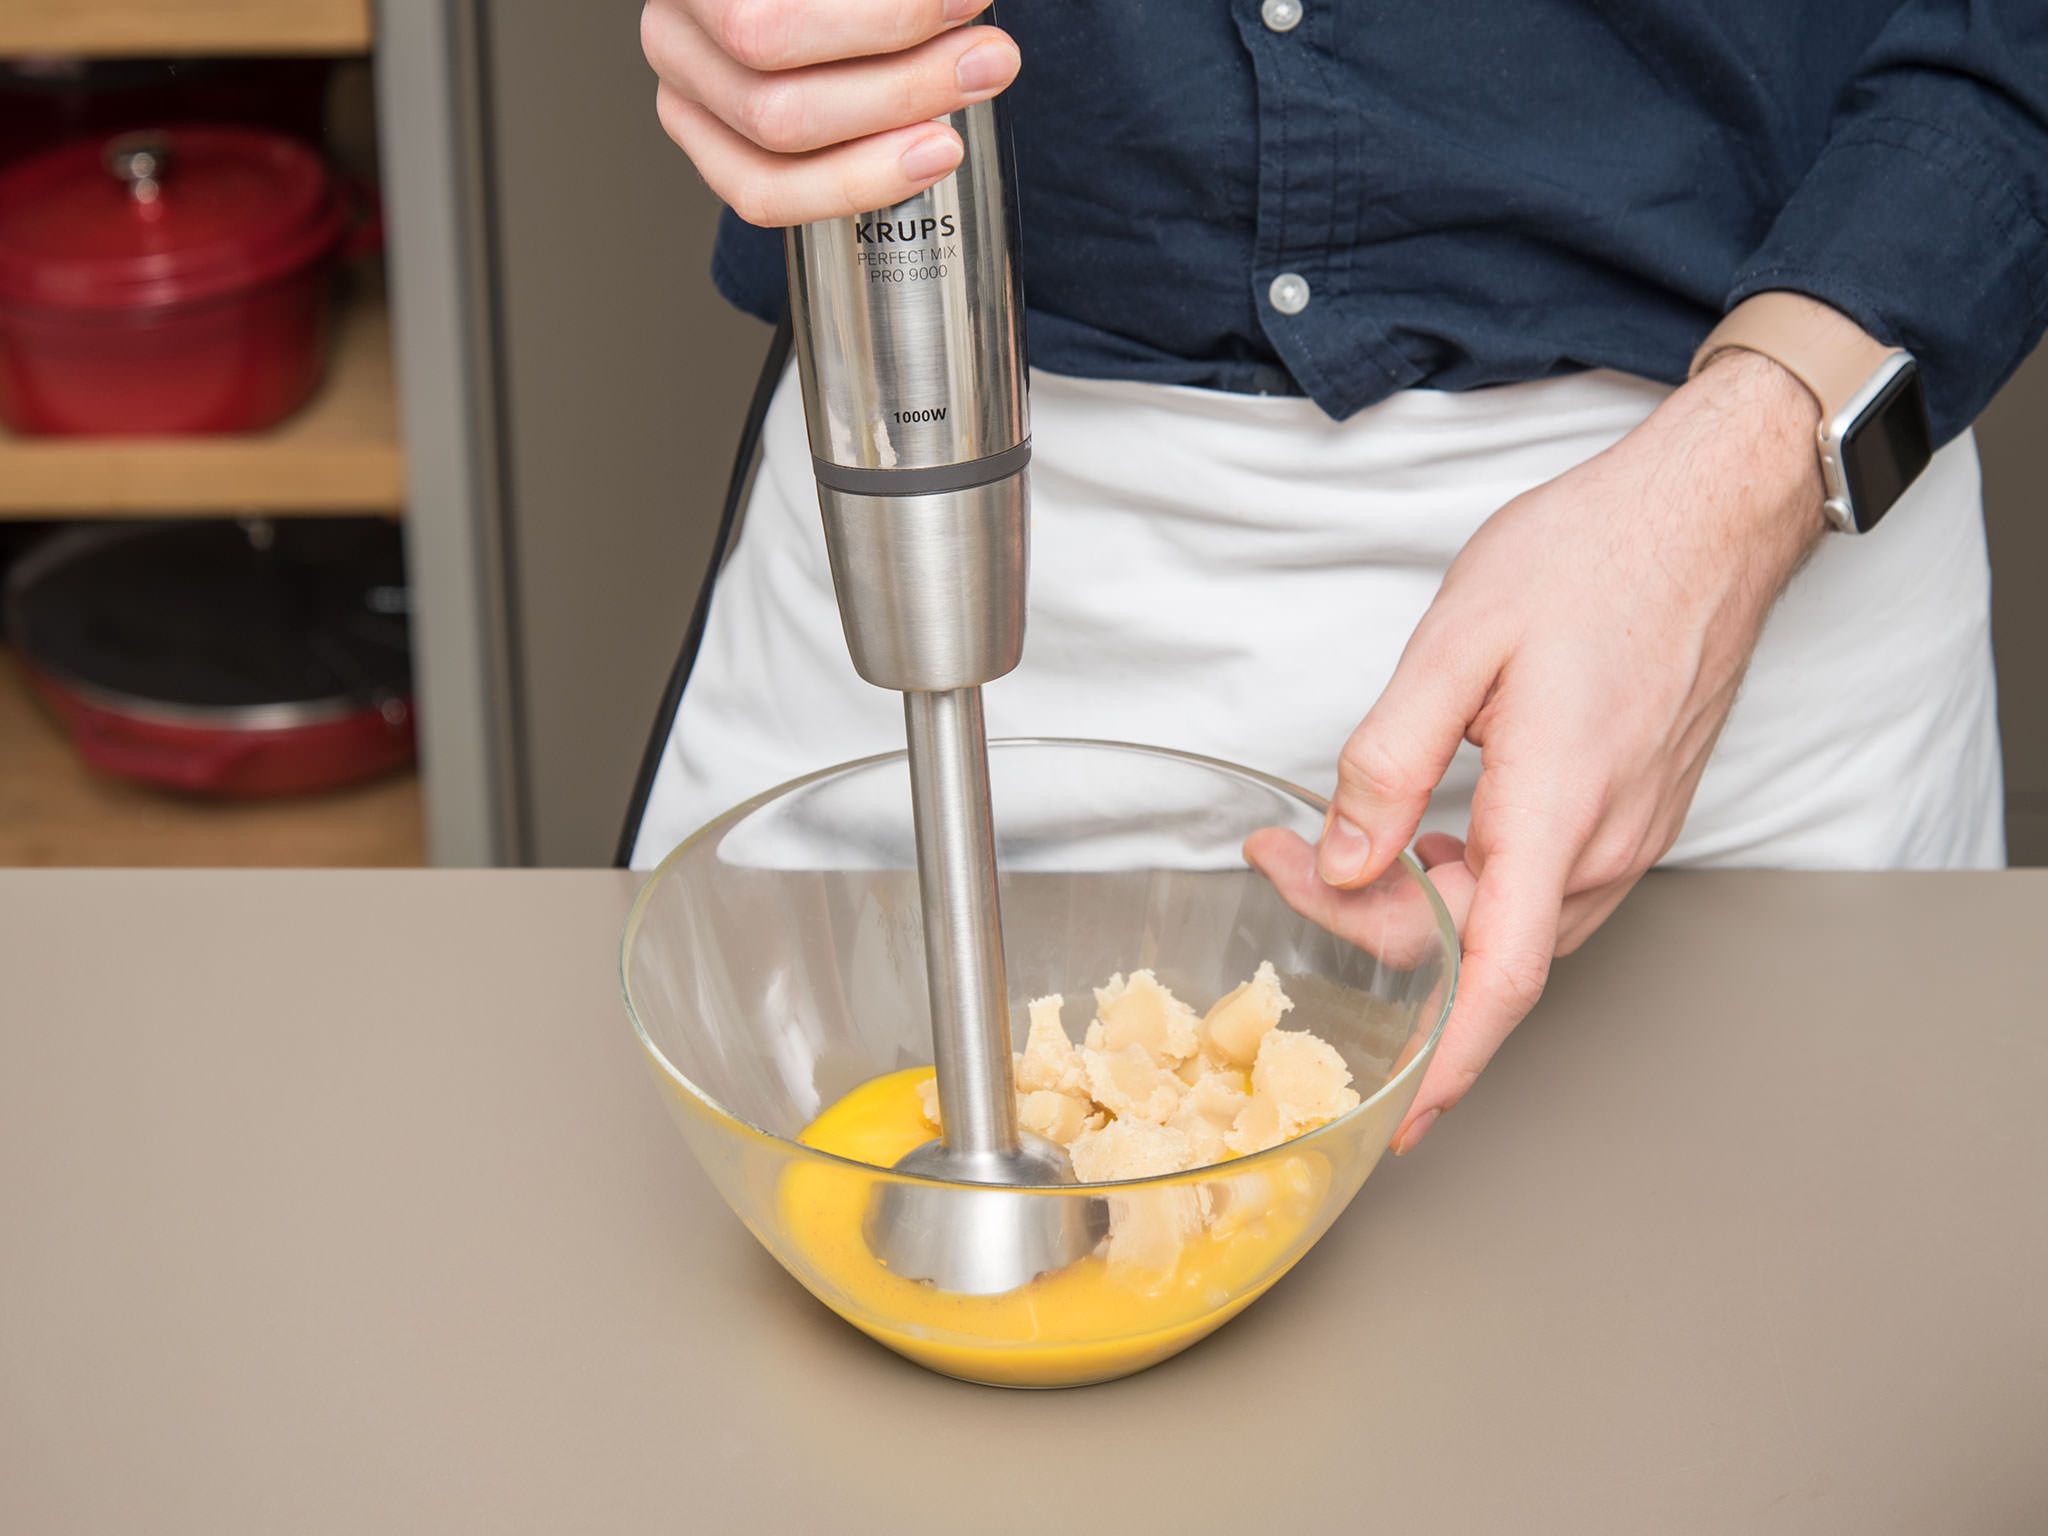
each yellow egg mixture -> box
[781,1066,1332,1387]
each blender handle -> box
[781,93,1032,695]
[783,96,1029,480]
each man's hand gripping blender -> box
[783,90,1108,1292]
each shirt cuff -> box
[1726,115,2048,445]
[710,211,787,326]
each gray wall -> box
[481,0,764,865]
[1977,349,2048,866]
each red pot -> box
[21,667,415,797]
[6,519,416,798]
[0,125,351,435]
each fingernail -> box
[1316,815,1370,886]
[955,40,1017,94]
[899,132,962,183]
[944,0,987,19]
[1394,1107,1440,1156]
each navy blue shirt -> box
[712,2,2048,444]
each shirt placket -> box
[1235,0,1420,413]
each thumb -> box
[1318,619,1493,890]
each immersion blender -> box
[783,84,1105,1292]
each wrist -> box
[1680,347,1829,551]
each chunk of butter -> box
[910,963,1361,1281]
[1019,1087,1103,1147]
[1168,1068,1251,1166]
[1068,1117,1193,1182]
[1016,994,1088,1096]
[1086,969,1200,1066]
[1082,1042,1186,1124]
[1226,1027,1360,1155]
[1200,959,1294,1069]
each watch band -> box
[1688,291,1899,425]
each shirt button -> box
[1268,272,1311,315]
[1260,0,1304,32]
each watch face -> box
[1837,362,1932,532]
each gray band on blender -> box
[810,438,1033,499]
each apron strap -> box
[614,310,794,867]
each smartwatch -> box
[1689,291,1934,534]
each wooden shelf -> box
[0,285,402,519]
[0,0,372,58]
[0,646,424,867]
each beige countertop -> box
[3,869,2044,1532]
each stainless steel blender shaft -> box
[874,686,1103,1297]
[902,687,1017,1159]
[782,68,1107,1291]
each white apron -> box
[630,367,2003,872]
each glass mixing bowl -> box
[623,739,1457,1388]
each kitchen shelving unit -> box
[0,1,371,58]
[0,649,422,867]
[0,2,421,868]
[0,286,401,517]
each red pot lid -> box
[0,125,346,310]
